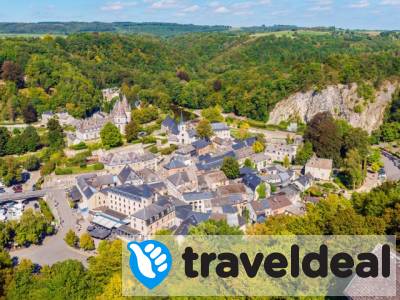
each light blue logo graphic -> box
[127,240,172,289]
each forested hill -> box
[0,22,338,36]
[0,31,400,122]
[0,22,231,36]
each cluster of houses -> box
[67,116,334,240]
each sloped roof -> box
[211,122,229,131]
[164,158,186,170]
[118,165,141,184]
[167,171,191,186]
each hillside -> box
[0,31,399,127]
[0,23,338,36]
[268,81,399,133]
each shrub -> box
[39,199,54,222]
[55,168,73,175]
[71,142,88,150]
[93,162,104,170]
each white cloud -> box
[232,1,255,9]
[214,6,230,13]
[182,5,200,12]
[349,0,370,8]
[258,0,271,4]
[151,0,178,9]
[380,0,400,5]
[308,0,332,11]
[101,1,137,11]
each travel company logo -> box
[127,240,172,289]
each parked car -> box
[0,187,5,193]
[12,185,23,193]
[378,168,387,181]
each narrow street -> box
[382,150,400,181]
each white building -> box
[265,143,297,162]
[304,156,333,181]
[211,122,231,139]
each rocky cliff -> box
[267,81,399,133]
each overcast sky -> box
[0,0,399,30]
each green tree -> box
[244,158,254,169]
[283,155,291,168]
[221,157,240,179]
[100,123,122,148]
[201,106,224,123]
[14,209,53,246]
[64,229,79,248]
[47,119,64,150]
[252,140,265,153]
[0,157,22,186]
[24,155,41,171]
[304,112,342,165]
[125,119,140,143]
[22,103,38,124]
[343,149,365,190]
[20,126,41,152]
[295,141,313,165]
[79,233,95,251]
[0,128,10,157]
[196,119,213,140]
[256,182,267,199]
[189,220,242,235]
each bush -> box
[55,168,73,175]
[149,145,158,154]
[40,161,56,176]
[39,199,54,222]
[71,142,88,150]
[93,162,104,170]
[24,155,41,171]
[79,233,95,251]
[64,229,79,248]
[141,136,157,144]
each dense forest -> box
[0,22,231,36]
[0,23,337,36]
[0,31,400,121]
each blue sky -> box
[0,0,399,30]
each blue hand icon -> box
[127,240,172,289]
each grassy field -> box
[250,30,331,38]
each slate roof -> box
[174,208,211,235]
[250,199,271,213]
[182,191,215,202]
[243,173,263,191]
[162,116,179,134]
[132,199,174,222]
[232,137,256,150]
[100,151,156,167]
[240,167,256,176]
[118,165,141,184]
[196,151,235,171]
[211,122,230,131]
[164,158,186,170]
[107,184,154,201]
[167,171,191,187]
[69,186,82,202]
[192,139,211,150]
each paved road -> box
[10,189,90,266]
[381,150,400,181]
[0,188,55,202]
